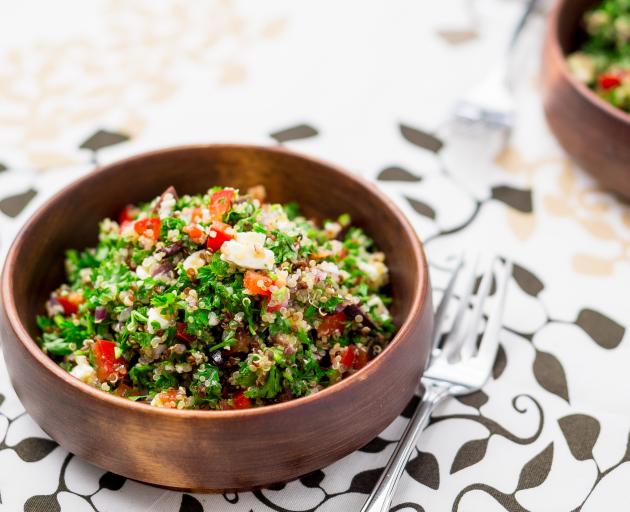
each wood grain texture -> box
[542,0,630,199]
[0,144,433,491]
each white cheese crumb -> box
[70,356,97,385]
[147,307,174,334]
[220,231,275,270]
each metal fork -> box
[452,0,540,132]
[360,256,512,512]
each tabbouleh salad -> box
[567,0,630,113]
[37,185,395,409]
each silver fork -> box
[360,256,512,512]
[452,0,540,132]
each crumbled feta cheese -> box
[208,311,219,326]
[147,307,174,334]
[183,250,209,276]
[220,231,275,270]
[70,356,97,384]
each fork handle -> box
[360,383,450,512]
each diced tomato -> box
[113,382,133,397]
[340,345,355,368]
[317,311,346,337]
[134,217,161,243]
[183,225,206,244]
[232,391,253,409]
[176,322,196,343]
[244,271,273,296]
[92,339,125,382]
[206,221,233,251]
[118,205,137,225]
[599,73,622,90]
[58,296,78,315]
[266,302,283,313]
[208,189,235,220]
[191,207,203,222]
[156,388,179,408]
[353,346,369,370]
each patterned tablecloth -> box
[1,1,629,511]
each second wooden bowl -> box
[0,144,433,490]
[542,0,630,198]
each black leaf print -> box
[516,443,554,491]
[473,273,496,296]
[0,393,4,407]
[13,437,57,462]
[223,491,238,504]
[359,436,392,453]
[266,481,286,491]
[391,503,426,512]
[179,494,203,512]
[0,162,7,173]
[407,451,440,489]
[512,263,544,297]
[575,308,625,349]
[399,124,444,153]
[377,166,422,182]
[492,344,507,380]
[405,196,436,219]
[456,390,489,409]
[401,394,421,419]
[491,186,533,213]
[348,467,383,494]
[533,350,569,402]
[0,188,37,218]
[270,123,318,143]
[558,414,600,461]
[300,469,325,488]
[24,494,60,512]
[622,431,630,462]
[99,471,126,491]
[452,483,528,512]
[79,129,130,151]
[450,437,489,474]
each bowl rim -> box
[549,0,630,127]
[1,143,429,420]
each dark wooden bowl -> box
[0,145,432,490]
[542,0,630,198]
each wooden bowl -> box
[542,0,630,198]
[0,145,432,490]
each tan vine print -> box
[495,146,630,276]
[0,0,285,169]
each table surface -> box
[1,1,629,511]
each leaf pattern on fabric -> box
[358,436,393,453]
[24,494,60,512]
[348,467,383,494]
[456,390,489,409]
[377,166,422,182]
[450,437,489,474]
[405,196,436,219]
[492,344,507,380]
[491,186,533,213]
[270,124,319,143]
[79,129,130,151]
[399,124,444,153]
[0,162,7,173]
[533,350,569,402]
[516,443,554,491]
[575,308,625,349]
[12,437,57,462]
[558,414,600,461]
[179,494,203,512]
[407,451,440,489]
[300,469,325,488]
[512,263,544,297]
[0,188,37,218]
[99,472,126,491]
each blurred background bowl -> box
[542,0,630,198]
[0,144,433,491]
